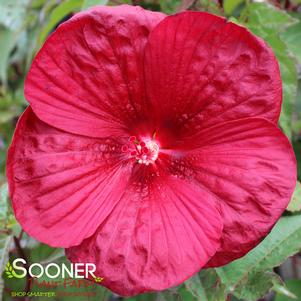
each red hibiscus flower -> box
[7,5,296,297]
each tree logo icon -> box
[4,261,23,279]
[93,276,104,283]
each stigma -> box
[122,136,159,166]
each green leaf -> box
[0,27,17,85]
[275,279,301,301]
[184,269,226,301]
[224,0,244,16]
[161,286,197,301]
[0,0,30,31]
[230,270,282,301]
[39,0,83,43]
[0,111,18,124]
[81,0,108,10]
[0,184,8,222]
[287,182,301,212]
[159,0,181,14]
[0,237,11,275]
[0,183,19,235]
[244,3,297,34]
[126,293,157,301]
[271,35,298,138]
[27,241,65,264]
[31,0,48,8]
[198,0,223,15]
[216,215,301,289]
[0,235,12,299]
[293,141,301,179]
[239,2,298,138]
[273,280,297,300]
[281,19,301,64]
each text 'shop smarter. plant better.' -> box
[6,4,297,297]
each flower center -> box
[122,136,159,166]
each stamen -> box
[142,147,149,154]
[129,136,137,143]
[121,145,128,152]
[122,135,160,165]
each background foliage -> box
[1,0,301,300]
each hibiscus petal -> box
[144,12,282,136]
[7,107,133,247]
[66,175,223,296]
[25,5,165,138]
[164,117,296,266]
